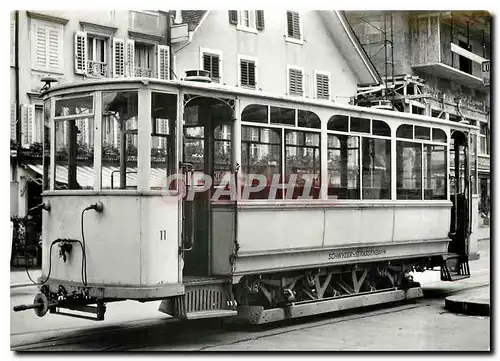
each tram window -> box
[298,110,321,129]
[270,106,295,126]
[151,92,177,191]
[55,95,93,117]
[423,144,447,200]
[54,117,95,190]
[372,119,391,137]
[350,117,370,134]
[214,124,232,185]
[242,104,268,123]
[396,124,413,139]
[432,128,447,143]
[184,126,204,171]
[397,141,422,200]
[101,91,139,190]
[285,131,321,199]
[362,138,391,199]
[327,134,360,199]
[328,115,348,132]
[43,99,51,190]
[415,126,431,140]
[241,126,281,199]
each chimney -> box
[175,10,183,24]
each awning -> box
[27,164,169,189]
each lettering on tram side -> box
[159,230,167,241]
[328,248,387,260]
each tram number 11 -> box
[160,230,167,241]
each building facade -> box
[345,11,491,239]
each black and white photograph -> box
[8,8,491,352]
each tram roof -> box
[45,78,478,132]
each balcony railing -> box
[134,66,153,78]
[87,61,108,77]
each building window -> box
[479,122,489,155]
[239,56,257,89]
[286,11,302,43]
[201,48,222,83]
[288,66,304,96]
[315,71,330,100]
[458,40,472,74]
[87,36,108,76]
[237,10,256,32]
[31,19,64,73]
[134,42,154,78]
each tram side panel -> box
[211,203,451,277]
[392,203,451,242]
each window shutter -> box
[228,11,238,24]
[248,62,256,86]
[34,24,48,69]
[287,11,300,39]
[126,39,135,77]
[203,54,220,81]
[289,68,303,96]
[256,11,265,30]
[112,38,125,77]
[11,21,15,67]
[74,31,87,75]
[11,102,17,141]
[316,73,329,99]
[34,108,42,143]
[21,104,35,147]
[240,60,256,88]
[47,28,61,71]
[157,45,170,80]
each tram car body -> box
[15,78,478,323]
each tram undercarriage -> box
[157,258,428,323]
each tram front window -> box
[54,95,95,190]
[151,92,177,190]
[102,91,138,190]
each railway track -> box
[12,282,489,351]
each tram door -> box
[182,97,233,276]
[449,130,470,255]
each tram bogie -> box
[13,78,478,323]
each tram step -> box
[448,274,471,282]
[440,255,470,282]
[186,309,237,320]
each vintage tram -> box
[14,77,478,323]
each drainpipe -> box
[15,10,20,153]
[163,10,174,80]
